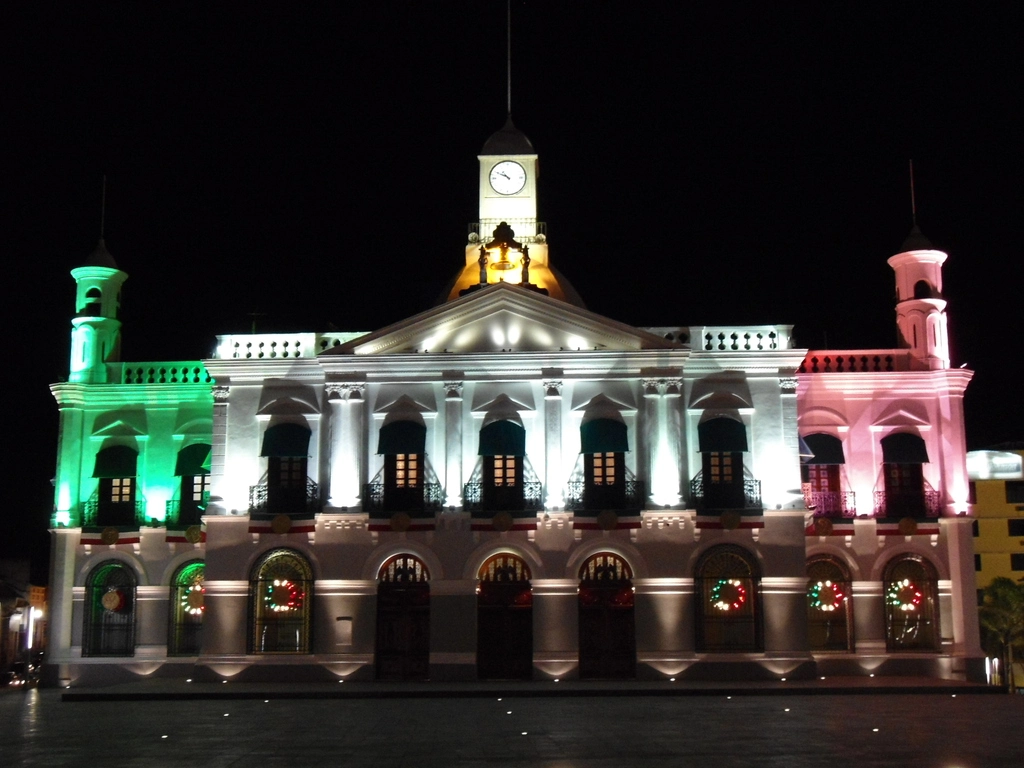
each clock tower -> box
[442,116,583,306]
[477,115,539,237]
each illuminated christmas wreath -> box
[101,588,126,613]
[710,578,747,612]
[181,582,205,616]
[886,578,922,613]
[265,579,304,613]
[808,579,844,612]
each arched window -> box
[694,417,752,511]
[249,549,313,654]
[578,553,635,679]
[579,396,630,511]
[376,554,431,681]
[258,423,314,517]
[879,432,931,518]
[913,279,933,300]
[695,545,762,652]
[806,556,852,652]
[90,445,140,527]
[883,555,939,651]
[378,412,427,513]
[172,444,211,528]
[83,287,102,316]
[477,553,532,679]
[801,434,853,517]
[168,561,204,656]
[83,561,137,657]
[479,420,526,512]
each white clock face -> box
[489,161,527,195]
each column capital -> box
[444,381,464,400]
[212,385,230,402]
[327,382,365,401]
[543,380,563,399]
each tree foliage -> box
[978,577,1024,690]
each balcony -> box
[873,490,941,519]
[563,480,646,513]
[362,481,444,516]
[689,472,762,512]
[462,481,543,516]
[248,478,321,519]
[799,349,914,374]
[82,498,148,529]
[804,490,857,518]
[165,493,210,528]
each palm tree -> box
[978,577,1024,691]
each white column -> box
[46,527,81,681]
[543,379,563,509]
[326,383,364,510]
[208,385,232,512]
[444,380,464,507]
[664,379,683,507]
[644,378,681,508]
[326,385,346,508]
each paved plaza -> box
[2,685,1023,767]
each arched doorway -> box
[695,545,762,652]
[83,560,137,657]
[806,556,852,652]
[168,560,205,656]
[883,555,939,651]
[249,549,313,654]
[376,554,431,680]
[476,553,533,680]
[578,553,635,679]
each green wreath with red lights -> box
[808,579,844,612]
[710,578,747,612]
[265,579,304,613]
[886,578,922,613]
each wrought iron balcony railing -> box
[563,480,646,512]
[873,490,941,519]
[165,493,210,527]
[804,490,857,518]
[688,472,762,512]
[82,498,148,528]
[248,478,321,518]
[462,481,543,515]
[362,481,444,515]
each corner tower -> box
[69,238,128,383]
[887,226,950,370]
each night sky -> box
[7,3,1021,582]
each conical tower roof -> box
[900,224,934,252]
[83,237,119,269]
[481,115,534,155]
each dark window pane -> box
[975,554,981,571]
[1008,519,1024,537]
[1011,554,1024,571]
[1006,482,1024,504]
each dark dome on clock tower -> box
[481,115,534,155]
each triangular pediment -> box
[328,283,679,356]
[873,405,931,428]
[91,413,146,437]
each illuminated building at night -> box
[46,117,983,685]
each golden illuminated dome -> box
[439,221,585,308]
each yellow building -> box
[968,446,1024,597]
